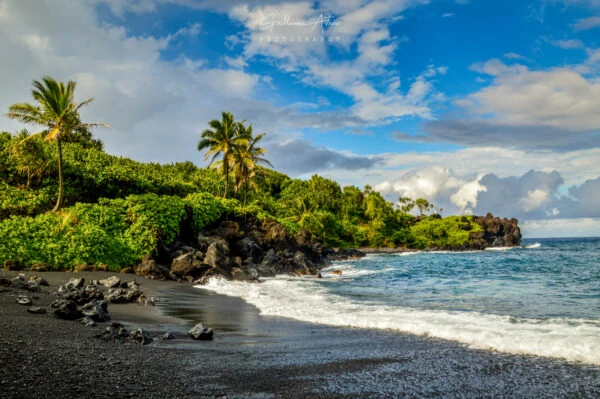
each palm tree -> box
[6,76,109,211]
[198,112,248,198]
[231,124,272,204]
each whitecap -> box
[525,243,542,249]
[199,277,600,365]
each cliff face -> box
[468,213,522,249]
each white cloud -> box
[450,178,487,211]
[442,13,455,18]
[519,189,550,212]
[378,146,600,187]
[552,39,586,49]
[504,52,529,61]
[225,1,441,124]
[462,59,600,131]
[572,15,600,31]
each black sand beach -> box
[1,270,599,398]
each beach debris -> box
[161,331,175,340]
[187,323,214,341]
[27,307,46,314]
[99,276,120,288]
[130,328,152,345]
[80,300,110,322]
[331,270,343,276]
[16,295,33,306]
[53,300,83,320]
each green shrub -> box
[0,194,188,270]
[410,216,482,249]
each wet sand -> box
[1,270,600,398]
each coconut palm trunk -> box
[223,158,230,198]
[52,138,64,212]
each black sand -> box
[1,270,599,398]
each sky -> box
[0,0,599,238]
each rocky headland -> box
[124,213,521,282]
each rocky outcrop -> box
[135,255,171,281]
[140,216,331,283]
[469,213,522,249]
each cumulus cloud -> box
[374,166,475,214]
[369,162,600,221]
[470,170,564,218]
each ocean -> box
[200,237,600,365]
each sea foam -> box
[526,243,542,249]
[199,275,600,365]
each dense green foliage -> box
[410,216,482,249]
[1,105,483,270]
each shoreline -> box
[1,269,599,397]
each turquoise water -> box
[202,238,600,364]
[327,238,600,320]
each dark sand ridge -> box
[1,270,599,398]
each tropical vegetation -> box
[0,76,483,271]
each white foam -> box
[398,252,421,257]
[199,277,600,365]
[321,264,394,278]
[526,243,542,249]
[485,247,513,251]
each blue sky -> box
[1,0,600,237]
